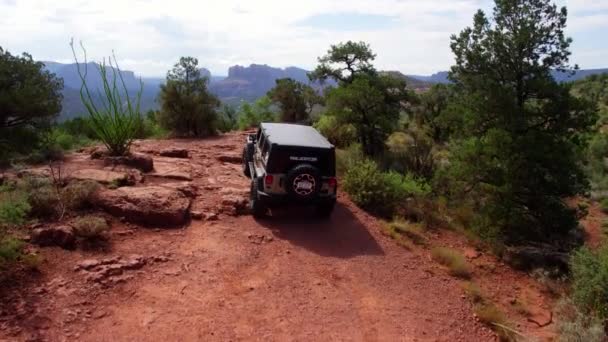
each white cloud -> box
[0,0,605,76]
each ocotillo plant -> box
[70,39,142,156]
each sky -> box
[0,0,607,77]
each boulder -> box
[104,153,154,173]
[151,158,192,181]
[159,182,198,198]
[217,153,241,164]
[31,226,76,250]
[93,186,191,226]
[69,169,132,185]
[159,148,189,158]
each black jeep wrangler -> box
[242,123,337,219]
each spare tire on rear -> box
[286,164,321,200]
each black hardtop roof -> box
[260,123,334,149]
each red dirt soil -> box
[580,201,606,250]
[0,132,556,341]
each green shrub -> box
[431,247,471,279]
[0,237,25,266]
[570,246,608,320]
[44,127,94,153]
[237,96,276,130]
[314,114,357,147]
[0,188,30,227]
[53,129,76,150]
[335,144,364,176]
[217,105,238,133]
[137,118,169,139]
[73,215,110,241]
[343,159,430,217]
[385,125,436,179]
[342,159,394,215]
[601,198,608,214]
[60,117,98,140]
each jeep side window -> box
[258,133,267,152]
[261,139,270,161]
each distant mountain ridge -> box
[42,61,162,120]
[408,68,608,84]
[42,61,608,120]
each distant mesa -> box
[210,64,326,104]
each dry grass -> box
[63,180,99,210]
[463,281,484,304]
[474,302,507,326]
[431,247,472,279]
[387,219,427,246]
[462,282,521,341]
[381,226,414,250]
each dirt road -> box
[1,132,495,341]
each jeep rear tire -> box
[286,164,321,200]
[242,148,251,177]
[250,180,267,218]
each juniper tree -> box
[445,0,596,244]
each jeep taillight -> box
[328,177,337,188]
[265,175,274,186]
